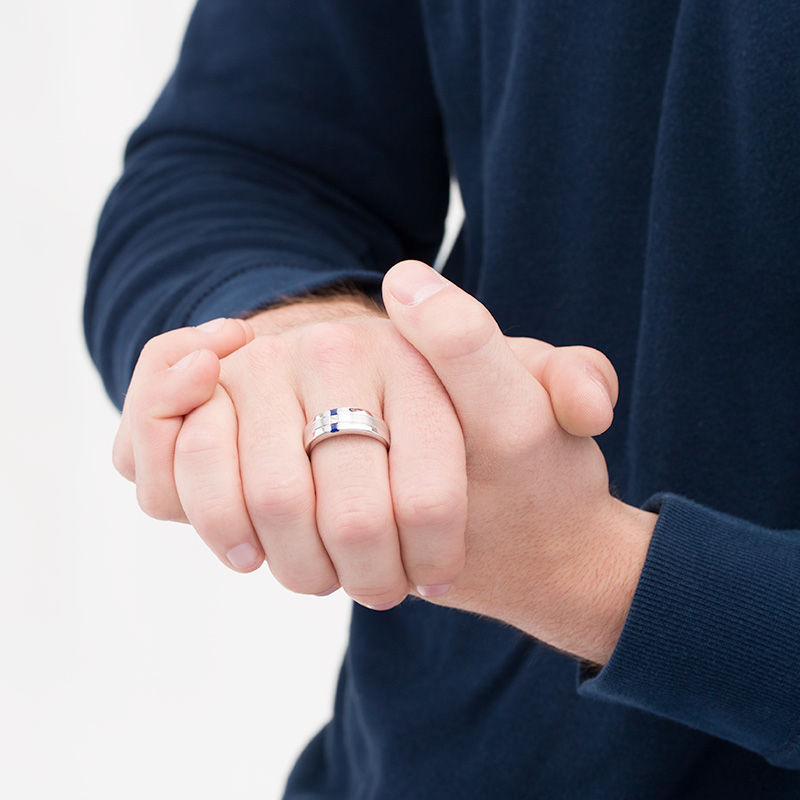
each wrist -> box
[530,497,656,666]
[578,498,657,665]
[242,285,386,337]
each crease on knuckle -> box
[136,486,179,521]
[436,303,496,362]
[394,487,463,532]
[327,503,389,548]
[174,425,220,459]
[561,345,617,386]
[479,422,547,467]
[188,493,241,528]
[248,475,311,522]
[407,553,465,586]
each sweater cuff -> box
[169,260,385,328]
[577,492,800,768]
[107,257,385,411]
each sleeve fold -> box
[83,0,449,409]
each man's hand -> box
[112,276,623,619]
[112,316,255,518]
[382,260,657,665]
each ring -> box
[303,407,390,454]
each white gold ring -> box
[303,407,390,454]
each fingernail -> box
[226,542,260,571]
[315,583,340,597]
[584,362,612,403]
[169,350,200,371]
[417,584,452,598]
[389,262,446,306]
[196,317,226,333]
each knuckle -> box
[394,487,464,531]
[112,452,135,482]
[326,502,390,548]
[174,419,219,459]
[408,554,465,587]
[187,492,239,529]
[564,344,600,362]
[140,330,183,361]
[561,345,616,381]
[231,336,283,380]
[435,302,496,362]
[248,474,312,521]
[111,443,135,481]
[301,321,361,371]
[484,420,548,462]
[249,334,283,365]
[392,332,441,382]
[139,337,161,361]
[269,562,337,596]
[136,485,180,522]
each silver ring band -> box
[303,407,390,454]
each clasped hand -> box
[114,260,654,663]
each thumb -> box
[382,260,548,437]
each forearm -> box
[83,1,448,411]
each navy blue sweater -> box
[84,2,800,797]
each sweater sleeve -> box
[83,0,449,410]
[577,492,800,769]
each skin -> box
[113,260,654,665]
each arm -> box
[577,492,800,770]
[381,259,800,771]
[84,0,449,409]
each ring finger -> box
[296,322,408,610]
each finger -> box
[506,338,618,437]
[113,317,254,484]
[297,322,408,610]
[131,348,222,521]
[113,391,136,481]
[174,385,265,572]
[220,338,340,596]
[133,317,254,379]
[382,332,467,597]
[382,261,549,445]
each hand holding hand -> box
[382,261,656,664]
[112,271,632,640]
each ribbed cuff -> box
[577,492,800,768]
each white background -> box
[0,3,427,797]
